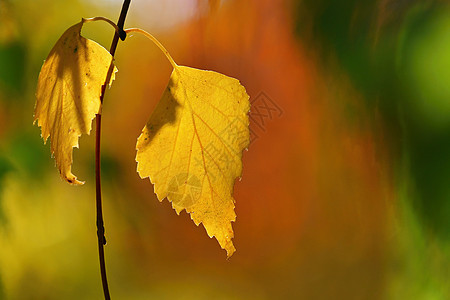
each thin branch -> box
[95,1,131,300]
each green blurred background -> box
[1,0,450,299]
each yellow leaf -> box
[34,21,117,185]
[136,65,250,257]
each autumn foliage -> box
[33,18,249,256]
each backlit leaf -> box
[34,21,117,184]
[136,65,249,257]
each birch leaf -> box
[34,21,117,184]
[136,65,249,257]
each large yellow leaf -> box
[136,65,250,257]
[34,21,117,184]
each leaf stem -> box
[125,28,178,69]
[82,16,120,33]
[95,1,131,300]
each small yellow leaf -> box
[34,21,117,184]
[136,65,249,257]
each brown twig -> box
[95,1,131,299]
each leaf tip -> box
[226,238,236,258]
[226,247,236,259]
[62,172,84,185]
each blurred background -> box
[1,0,450,299]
